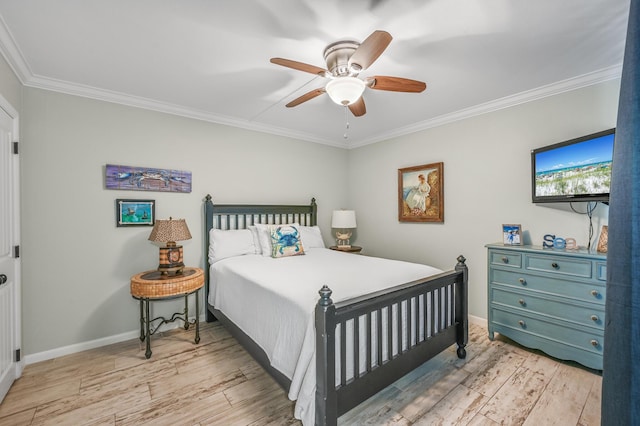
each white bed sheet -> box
[208,248,442,425]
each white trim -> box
[468,314,487,328]
[24,315,207,364]
[348,65,623,149]
[0,13,622,150]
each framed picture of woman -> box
[398,162,444,223]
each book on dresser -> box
[486,243,606,370]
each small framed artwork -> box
[502,224,522,245]
[116,199,155,227]
[398,162,444,223]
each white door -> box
[0,98,21,403]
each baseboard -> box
[24,314,208,365]
[468,314,487,328]
[24,313,488,365]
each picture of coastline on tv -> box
[531,129,615,203]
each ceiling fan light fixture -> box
[325,77,365,106]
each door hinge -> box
[14,349,20,362]
[13,141,18,154]
[13,245,19,258]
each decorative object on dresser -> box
[486,243,606,370]
[130,267,204,359]
[115,199,155,227]
[331,209,357,248]
[398,162,444,223]
[502,224,522,245]
[597,225,608,253]
[148,217,192,275]
[204,194,468,426]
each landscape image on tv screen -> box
[534,133,614,198]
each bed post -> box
[315,285,337,426]
[204,194,216,322]
[455,255,468,358]
[310,197,317,226]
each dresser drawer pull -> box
[590,315,599,322]
[518,299,526,306]
[591,290,600,297]
[551,262,559,269]
[518,320,526,327]
[501,256,509,264]
[590,339,599,347]
[518,278,526,285]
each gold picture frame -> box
[398,162,444,223]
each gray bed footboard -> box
[315,256,468,426]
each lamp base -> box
[158,245,185,275]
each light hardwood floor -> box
[0,321,602,425]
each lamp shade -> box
[331,210,357,228]
[148,218,192,244]
[325,77,365,106]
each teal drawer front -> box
[596,262,607,281]
[491,287,604,330]
[490,269,605,304]
[525,254,592,278]
[489,250,522,268]
[491,308,604,356]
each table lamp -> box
[148,217,192,275]
[331,210,357,248]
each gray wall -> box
[0,54,21,111]
[19,88,348,356]
[347,79,619,319]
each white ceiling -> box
[0,0,630,148]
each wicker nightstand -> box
[130,267,204,359]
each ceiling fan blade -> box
[285,88,326,107]
[348,30,392,71]
[365,76,427,93]
[348,97,366,117]
[270,58,328,77]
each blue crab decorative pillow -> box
[270,224,305,258]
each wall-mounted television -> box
[531,128,615,203]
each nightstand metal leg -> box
[183,294,189,330]
[144,299,152,359]
[139,299,145,341]
[195,289,200,344]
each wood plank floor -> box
[0,321,602,425]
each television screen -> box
[531,129,615,203]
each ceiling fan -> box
[270,30,426,117]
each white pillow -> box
[209,228,257,263]
[248,226,262,255]
[299,225,325,249]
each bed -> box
[203,194,468,426]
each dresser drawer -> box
[491,308,604,356]
[525,253,592,278]
[596,261,607,281]
[491,287,604,330]
[489,250,522,269]
[490,269,605,304]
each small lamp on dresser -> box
[148,217,192,275]
[331,210,357,248]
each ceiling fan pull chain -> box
[344,105,350,139]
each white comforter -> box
[208,248,442,425]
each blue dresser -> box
[486,243,606,370]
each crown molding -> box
[0,16,621,150]
[348,64,623,149]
